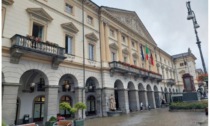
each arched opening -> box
[138,83,146,109]
[114,80,124,111]
[17,69,48,124]
[147,85,155,108]
[169,88,172,103]
[85,77,99,116]
[154,85,160,108]
[127,81,137,112]
[59,96,72,118]
[176,89,178,93]
[33,96,45,122]
[86,95,96,116]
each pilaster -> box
[2,83,20,125]
[117,30,123,61]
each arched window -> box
[86,96,96,116]
[86,78,95,92]
[60,96,72,117]
[33,96,45,122]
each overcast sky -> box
[91,0,208,71]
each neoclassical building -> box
[2,0,199,125]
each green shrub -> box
[49,116,57,122]
[2,121,7,126]
[169,101,208,110]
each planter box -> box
[74,119,84,126]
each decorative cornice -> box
[26,8,53,22]
[61,22,79,33]
[85,32,98,41]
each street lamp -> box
[186,1,207,74]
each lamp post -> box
[186,1,207,74]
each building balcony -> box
[10,34,66,69]
[109,61,162,82]
[166,78,176,86]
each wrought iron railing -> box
[166,79,175,85]
[11,34,65,57]
[109,61,162,81]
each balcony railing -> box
[10,34,66,69]
[109,61,162,82]
[166,79,175,86]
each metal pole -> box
[82,0,85,119]
[186,1,207,74]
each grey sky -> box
[91,0,208,71]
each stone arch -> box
[2,62,51,84]
[114,80,124,89]
[138,83,147,109]
[127,81,138,111]
[172,88,175,93]
[138,83,145,90]
[146,84,155,108]
[154,85,160,108]
[114,79,127,112]
[59,74,78,92]
[85,77,100,116]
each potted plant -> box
[59,102,86,126]
[45,116,57,126]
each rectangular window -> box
[124,56,127,63]
[65,3,73,14]
[111,52,116,61]
[122,36,126,43]
[65,35,72,54]
[87,15,93,25]
[180,63,184,66]
[132,41,135,47]
[133,60,137,65]
[32,23,44,39]
[89,44,94,60]
[110,29,115,37]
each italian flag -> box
[146,44,150,60]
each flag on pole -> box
[150,53,154,65]
[145,44,150,60]
[140,44,144,60]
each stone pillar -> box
[2,83,20,125]
[74,87,86,119]
[118,89,129,113]
[44,85,59,123]
[117,30,123,61]
[128,90,139,111]
[139,90,148,109]
[151,91,156,109]
[102,88,114,116]
[96,88,102,117]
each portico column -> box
[134,90,140,111]
[44,85,59,123]
[75,87,86,119]
[151,91,156,109]
[118,89,129,113]
[102,87,114,116]
[2,83,20,125]
[128,89,140,111]
[96,88,102,117]
[139,90,148,109]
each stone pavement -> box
[85,108,208,126]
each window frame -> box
[110,28,115,37]
[65,3,73,15]
[88,43,95,61]
[87,15,93,26]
